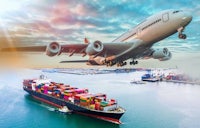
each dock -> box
[164,80,200,85]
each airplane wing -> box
[1,39,171,67]
[1,42,88,56]
[60,60,89,63]
[1,46,47,52]
[1,40,140,57]
[1,39,153,66]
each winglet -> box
[84,37,90,44]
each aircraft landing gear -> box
[178,34,187,39]
[130,60,138,65]
[117,61,127,67]
[106,61,116,67]
[104,59,127,67]
[177,27,187,39]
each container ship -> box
[23,75,125,124]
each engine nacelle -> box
[85,40,104,55]
[152,48,172,61]
[46,42,61,57]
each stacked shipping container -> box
[29,80,116,111]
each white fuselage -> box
[112,10,192,45]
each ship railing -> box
[103,104,117,111]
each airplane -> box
[2,9,192,67]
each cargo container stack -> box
[23,75,125,124]
[27,79,117,110]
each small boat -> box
[55,106,73,114]
[141,73,160,82]
[130,80,146,84]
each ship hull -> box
[24,87,124,124]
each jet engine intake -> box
[152,48,172,61]
[85,40,104,55]
[46,42,61,57]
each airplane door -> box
[162,13,169,22]
[137,27,141,36]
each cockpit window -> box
[173,10,183,14]
[173,10,179,13]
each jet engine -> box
[85,40,104,55]
[46,42,61,57]
[152,48,172,61]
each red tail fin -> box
[84,37,89,44]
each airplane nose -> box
[182,12,192,23]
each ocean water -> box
[0,69,200,128]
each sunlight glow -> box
[0,0,26,14]
[0,0,29,49]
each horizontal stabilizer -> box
[60,60,89,63]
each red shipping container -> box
[95,102,100,110]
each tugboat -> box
[55,106,72,114]
[23,75,125,124]
[141,73,161,82]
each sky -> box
[0,0,200,71]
